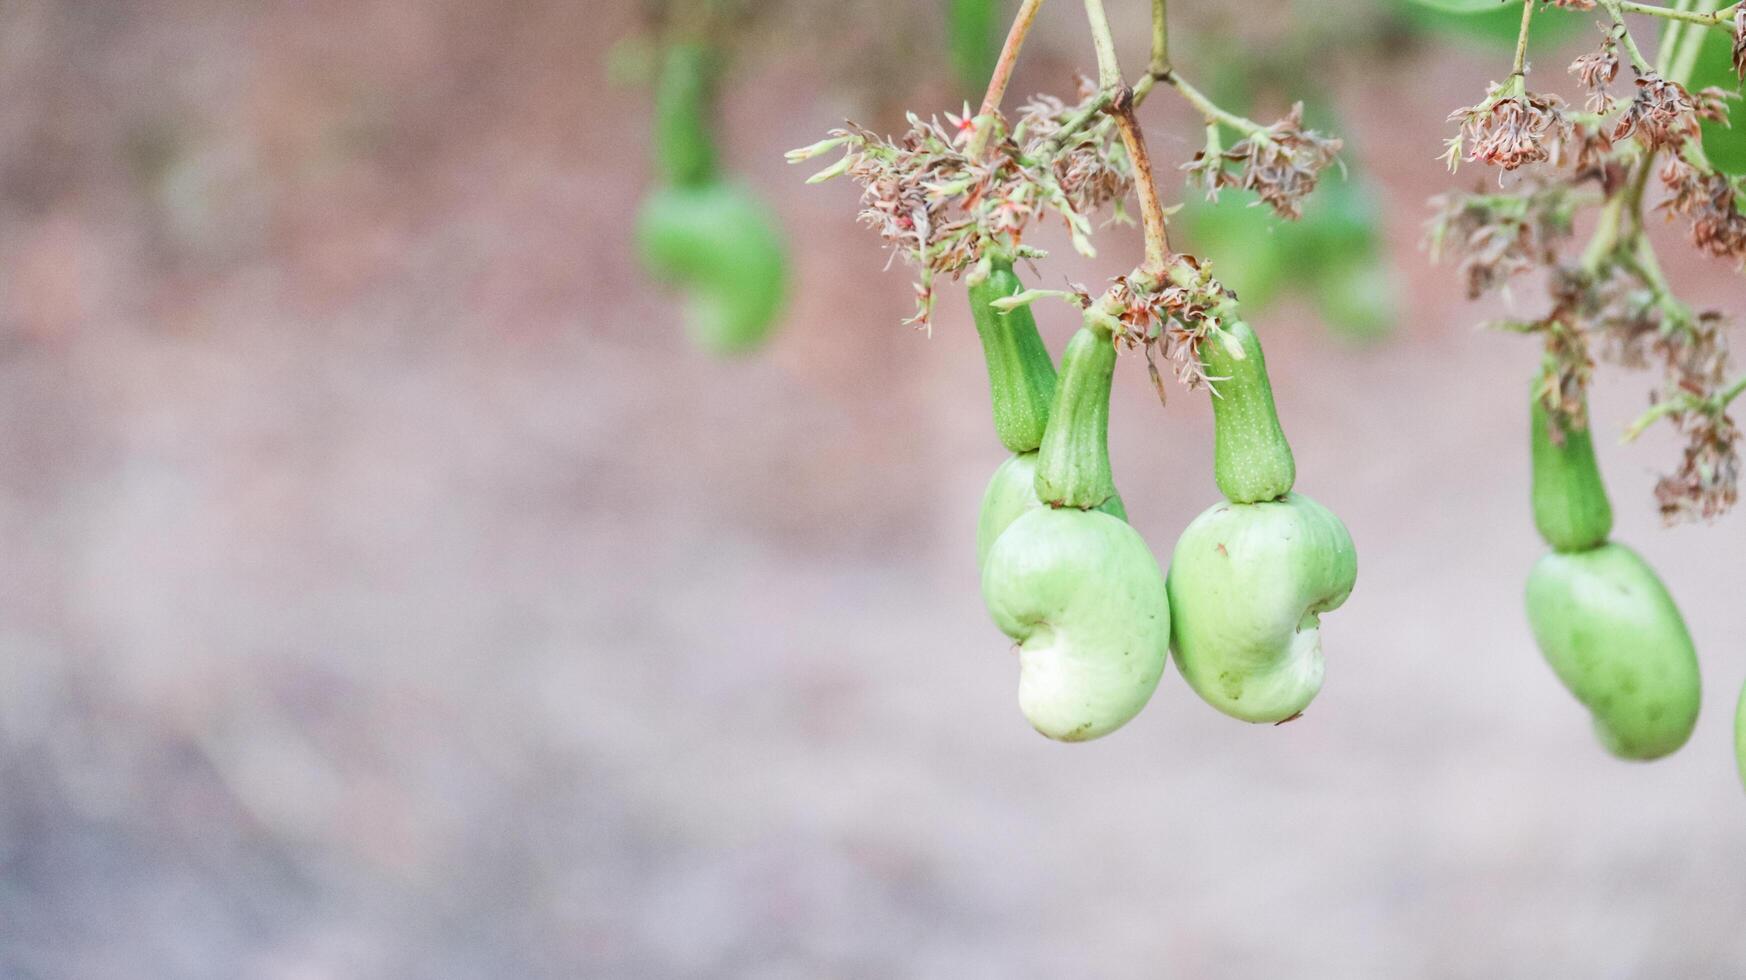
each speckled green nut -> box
[1525,543,1701,761]
[982,506,1170,741]
[976,451,1125,569]
[635,182,788,354]
[1166,492,1357,723]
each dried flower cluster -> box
[1428,186,1577,298]
[1101,257,1239,399]
[1735,7,1746,82]
[1430,17,1746,523]
[1182,104,1342,219]
[791,97,1135,325]
[1445,85,1568,172]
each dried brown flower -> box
[1611,75,1701,152]
[1569,36,1619,112]
[1734,7,1746,82]
[1426,187,1575,298]
[1447,87,1567,171]
[1658,159,1746,262]
[1185,104,1342,219]
[1655,406,1740,522]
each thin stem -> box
[1618,0,1740,26]
[1115,106,1172,271]
[1081,0,1171,269]
[1163,70,1263,135]
[1082,0,1122,90]
[1150,0,1171,77]
[1511,0,1534,79]
[978,0,1047,120]
[1721,374,1746,406]
[1602,0,1659,72]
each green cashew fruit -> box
[1201,322,1295,505]
[1522,381,1700,761]
[1735,678,1746,791]
[1167,493,1357,723]
[1530,391,1612,553]
[652,42,718,188]
[983,507,1171,741]
[1168,319,1358,723]
[635,181,789,354]
[976,451,1125,569]
[980,320,1170,741]
[1525,544,1701,760]
[969,257,1057,455]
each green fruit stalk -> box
[980,319,1170,741]
[1522,379,1701,761]
[1735,678,1746,791]
[1166,320,1357,723]
[1200,322,1295,505]
[1530,394,1613,553]
[969,256,1058,455]
[636,40,789,354]
[636,182,789,354]
[653,42,718,188]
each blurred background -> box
[1,1,1743,976]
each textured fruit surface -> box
[1167,492,1357,723]
[635,183,788,354]
[968,260,1057,454]
[976,452,1125,570]
[982,507,1170,741]
[1202,321,1295,505]
[1530,392,1612,553]
[1525,543,1701,761]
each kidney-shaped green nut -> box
[977,451,1126,569]
[969,259,1058,454]
[1202,321,1295,505]
[1525,543,1700,760]
[982,506,1170,741]
[652,42,718,188]
[635,182,789,354]
[1166,491,1357,723]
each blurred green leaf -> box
[947,0,1002,99]
[1404,0,1519,14]
[1396,0,1584,49]
[1688,24,1746,176]
[1180,197,1292,310]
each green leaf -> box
[1396,0,1583,50]
[1403,0,1519,14]
[1688,24,1746,177]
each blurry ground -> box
[1,2,1744,978]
